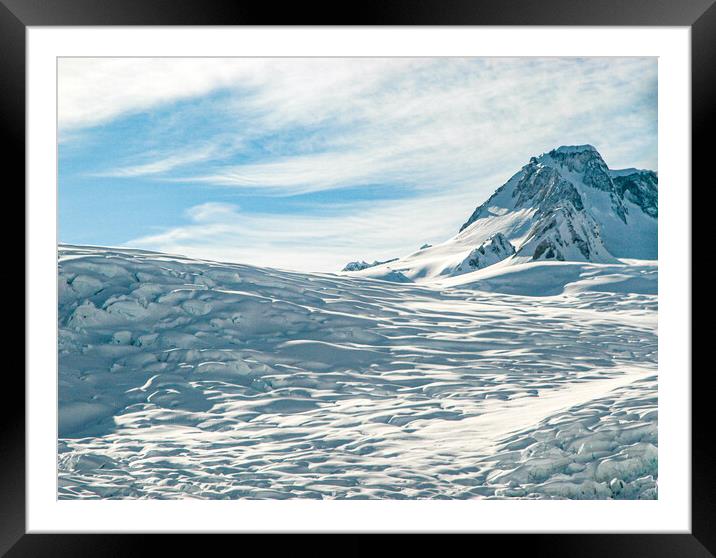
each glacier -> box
[58,243,657,499]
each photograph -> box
[56,56,659,500]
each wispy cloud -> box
[95,144,224,178]
[60,58,657,176]
[127,187,486,272]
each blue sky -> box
[59,57,657,271]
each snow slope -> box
[349,145,657,282]
[58,245,657,499]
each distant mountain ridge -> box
[343,145,657,281]
[342,258,398,272]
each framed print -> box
[5,0,712,554]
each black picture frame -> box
[4,0,710,554]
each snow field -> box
[58,245,657,499]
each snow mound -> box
[439,260,657,297]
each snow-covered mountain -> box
[346,145,657,281]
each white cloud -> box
[60,59,658,176]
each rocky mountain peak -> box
[541,145,614,193]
